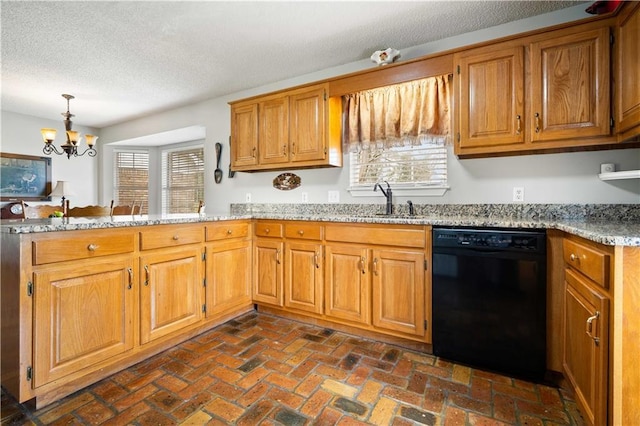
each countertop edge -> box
[1,213,639,247]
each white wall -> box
[1,110,99,207]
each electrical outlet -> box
[301,192,309,203]
[513,187,524,202]
[245,193,252,203]
[328,190,340,203]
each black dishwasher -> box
[432,227,547,381]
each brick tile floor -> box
[1,312,585,425]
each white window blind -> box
[113,150,149,213]
[349,141,448,191]
[161,147,204,214]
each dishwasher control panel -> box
[433,228,545,251]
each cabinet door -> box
[140,248,203,344]
[617,2,640,137]
[372,249,425,336]
[259,96,289,165]
[33,259,135,387]
[253,238,283,306]
[563,268,609,426]
[455,45,525,150]
[324,244,370,325]
[289,85,326,163]
[284,241,323,314]
[206,240,252,317]
[231,103,259,168]
[530,27,610,142]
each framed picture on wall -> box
[0,152,52,201]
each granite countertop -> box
[2,211,639,247]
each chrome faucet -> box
[407,200,415,216]
[373,181,393,215]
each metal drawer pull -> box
[373,258,379,275]
[127,268,133,289]
[314,252,320,269]
[569,253,580,263]
[172,235,179,240]
[265,228,270,234]
[144,265,150,286]
[586,311,600,345]
[534,112,541,133]
[298,230,304,236]
[360,256,366,274]
[516,115,521,135]
[227,229,233,235]
[276,249,281,264]
[87,244,98,251]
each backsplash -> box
[230,203,640,222]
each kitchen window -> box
[344,75,451,196]
[161,146,204,214]
[113,150,149,213]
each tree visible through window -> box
[161,147,204,214]
[113,151,149,214]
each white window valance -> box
[343,74,452,152]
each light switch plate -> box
[245,193,252,203]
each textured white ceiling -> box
[2,1,583,128]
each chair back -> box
[21,200,65,219]
[110,200,134,215]
[67,204,111,217]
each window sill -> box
[348,186,449,197]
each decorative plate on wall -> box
[273,173,301,191]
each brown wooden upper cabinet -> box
[230,83,342,172]
[616,2,640,142]
[455,19,625,157]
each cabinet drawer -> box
[206,221,249,241]
[255,222,283,238]
[140,224,204,250]
[563,238,609,288]
[326,224,426,248]
[285,223,323,240]
[33,231,135,265]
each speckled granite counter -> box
[2,204,640,246]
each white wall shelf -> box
[598,170,640,181]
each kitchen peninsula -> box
[1,204,639,425]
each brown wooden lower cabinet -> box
[139,247,204,345]
[253,221,431,343]
[33,258,135,388]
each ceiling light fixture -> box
[41,94,97,159]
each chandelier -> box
[41,94,97,159]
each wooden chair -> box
[110,200,135,215]
[20,200,66,218]
[67,202,111,217]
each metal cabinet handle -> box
[276,249,281,265]
[252,147,256,158]
[298,230,304,236]
[172,235,179,240]
[291,142,296,156]
[534,112,541,133]
[283,144,287,155]
[569,253,579,263]
[586,311,600,345]
[516,115,521,135]
[360,256,366,275]
[144,265,150,286]
[265,228,270,234]
[227,229,233,235]
[373,258,379,276]
[87,244,98,251]
[127,267,133,289]
[314,252,320,269]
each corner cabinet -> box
[455,20,618,157]
[230,83,342,172]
